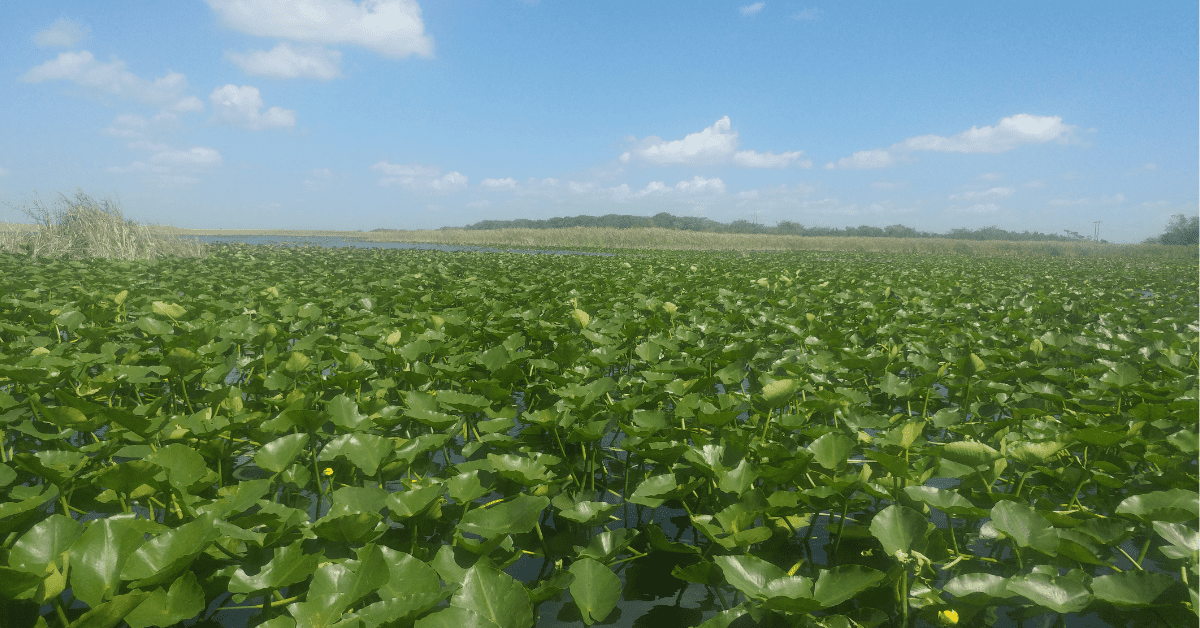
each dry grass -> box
[1,190,207,261]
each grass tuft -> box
[1,189,206,261]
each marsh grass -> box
[360,226,1195,259]
[1,190,207,260]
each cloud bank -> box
[620,116,811,168]
[829,114,1076,169]
[207,0,434,58]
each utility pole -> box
[1093,220,1102,242]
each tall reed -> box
[1,190,207,261]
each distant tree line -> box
[456,212,1101,242]
[1144,213,1199,246]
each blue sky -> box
[1,1,1196,241]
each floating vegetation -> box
[0,245,1195,627]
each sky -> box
[1,2,1196,241]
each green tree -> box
[1148,213,1200,246]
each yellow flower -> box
[937,609,959,625]
[323,468,334,476]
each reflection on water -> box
[187,235,614,256]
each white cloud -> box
[622,116,807,168]
[960,203,1001,214]
[948,187,1014,201]
[206,0,434,58]
[871,181,906,190]
[430,171,467,190]
[740,3,765,16]
[829,114,1076,169]
[828,149,894,170]
[33,18,90,48]
[1143,162,1157,170]
[733,150,811,168]
[0,166,9,177]
[102,114,151,139]
[303,167,333,191]
[976,172,1003,181]
[674,175,726,193]
[1047,194,1126,207]
[371,161,465,190]
[899,114,1074,154]
[627,177,727,197]
[481,177,517,189]
[109,145,223,187]
[209,85,296,130]
[465,199,491,209]
[20,51,200,112]
[227,43,342,79]
[623,116,738,165]
[792,8,821,20]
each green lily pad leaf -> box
[808,433,855,471]
[761,378,800,407]
[457,494,549,538]
[961,353,987,376]
[869,504,929,557]
[903,485,986,518]
[378,546,442,599]
[120,513,219,588]
[312,512,384,544]
[0,566,41,599]
[415,606,500,628]
[1071,426,1125,447]
[1009,441,1065,465]
[628,473,703,507]
[1100,362,1140,388]
[256,433,310,474]
[944,573,1014,604]
[446,470,494,504]
[151,301,186,320]
[813,565,887,608]
[9,514,83,574]
[487,453,558,486]
[1154,521,1199,560]
[0,463,15,488]
[990,501,1059,555]
[575,528,638,563]
[1006,572,1092,614]
[453,562,534,628]
[717,459,757,495]
[1116,489,1199,523]
[288,545,389,628]
[1091,571,1177,607]
[146,443,211,493]
[406,407,461,429]
[70,514,147,607]
[554,498,620,526]
[320,433,394,476]
[386,485,445,520]
[568,557,621,626]
[939,440,1002,468]
[760,576,822,614]
[229,541,322,595]
[715,554,786,599]
[70,591,151,628]
[360,590,455,627]
[326,394,371,431]
[124,571,204,628]
[137,317,174,336]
